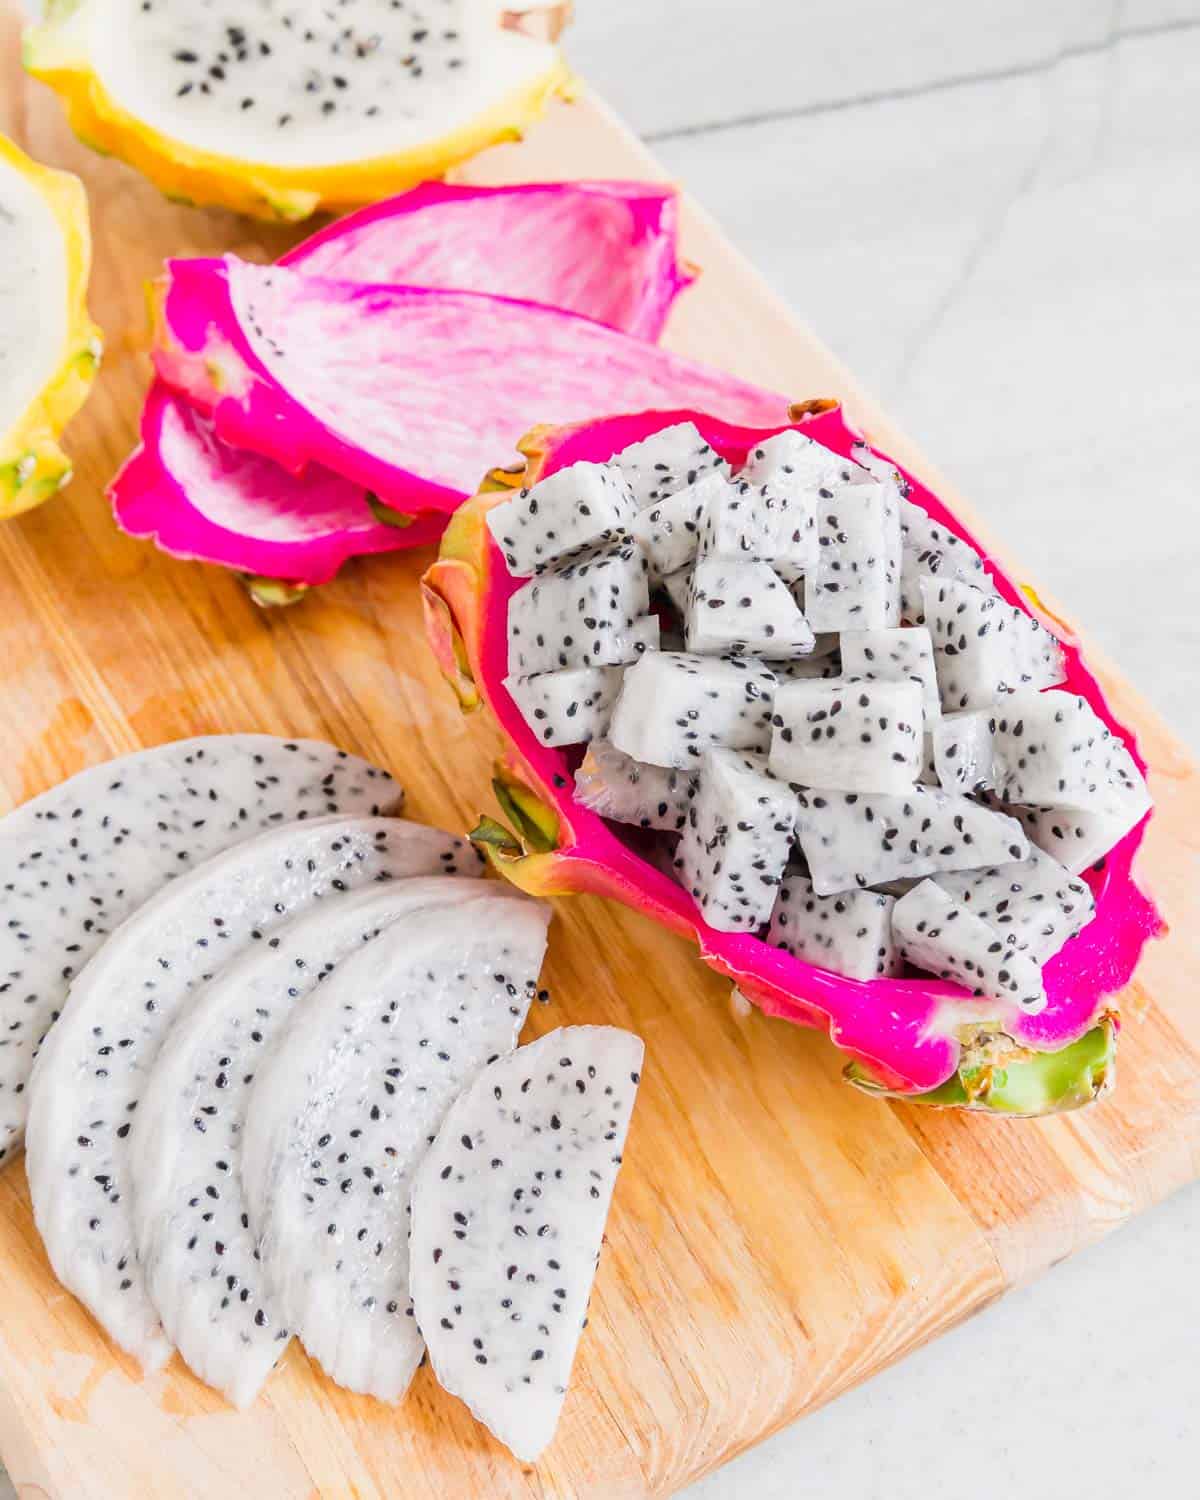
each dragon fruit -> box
[422,405,1161,1112]
[840,625,941,723]
[675,750,798,932]
[608,652,778,767]
[115,180,694,588]
[0,133,100,518]
[129,875,490,1407]
[934,846,1095,964]
[629,471,727,579]
[686,558,815,657]
[25,814,477,1371]
[922,576,1066,711]
[24,0,573,220]
[486,462,638,578]
[240,892,550,1402]
[893,881,1048,1015]
[990,689,1149,816]
[611,422,731,509]
[503,667,624,748]
[699,472,816,584]
[931,709,996,793]
[574,741,696,833]
[806,475,902,633]
[0,734,398,1163]
[410,1024,642,1462]
[768,679,925,794]
[767,875,899,981]
[507,541,651,675]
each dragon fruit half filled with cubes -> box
[422,405,1161,1115]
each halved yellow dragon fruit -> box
[24,0,573,221]
[422,406,1163,1115]
[0,133,100,518]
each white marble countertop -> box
[570,3,1200,1495]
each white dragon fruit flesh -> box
[933,845,1095,964]
[768,679,924,795]
[25,815,478,1372]
[507,540,651,675]
[674,749,798,931]
[240,892,550,1402]
[410,1025,643,1463]
[629,470,728,578]
[990,797,1144,877]
[699,469,816,583]
[840,625,941,723]
[931,709,996,793]
[805,478,902,633]
[896,496,993,624]
[609,652,777,768]
[610,421,730,509]
[766,874,899,980]
[573,741,696,832]
[0,735,398,1164]
[685,558,815,658]
[486,462,639,578]
[794,784,1030,896]
[921,577,1066,711]
[892,880,1048,1014]
[504,666,624,747]
[129,876,491,1408]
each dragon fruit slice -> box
[0,735,398,1162]
[25,815,478,1371]
[994,799,1135,878]
[685,558,815,657]
[152,258,788,515]
[893,881,1048,1015]
[990,689,1150,817]
[699,473,816,584]
[840,625,941,723]
[629,471,727,579]
[933,846,1095,964]
[611,422,731,509]
[129,876,490,1408]
[922,577,1066,711]
[769,679,925,794]
[767,875,900,981]
[421,405,1161,1110]
[931,709,996,793]
[574,741,697,833]
[806,476,902,633]
[507,541,651,675]
[503,667,624,748]
[608,652,778,767]
[486,462,639,579]
[410,1025,642,1462]
[675,750,798,932]
[240,893,550,1401]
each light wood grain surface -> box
[2,7,1199,1496]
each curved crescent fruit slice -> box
[0,133,100,518]
[151,258,787,515]
[24,0,572,222]
[0,735,398,1161]
[130,876,495,1408]
[410,1025,643,1461]
[240,895,551,1401]
[113,179,692,587]
[421,405,1162,1110]
[26,815,479,1371]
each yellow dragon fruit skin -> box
[0,133,102,519]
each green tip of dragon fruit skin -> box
[846,1018,1117,1116]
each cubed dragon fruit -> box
[931,709,996,792]
[674,749,798,931]
[504,666,624,747]
[485,461,639,577]
[993,798,1144,877]
[573,740,696,831]
[773,653,844,682]
[628,470,725,578]
[507,539,650,675]
[686,558,815,658]
[768,679,924,794]
[895,498,993,625]
[794,782,1030,895]
[699,472,816,583]
[806,478,902,632]
[840,625,941,723]
[933,845,1095,963]
[892,880,1047,1014]
[611,421,731,508]
[766,874,900,980]
[745,429,858,495]
[609,651,777,767]
[921,576,1066,711]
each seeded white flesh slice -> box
[573,741,696,832]
[0,736,399,1165]
[504,666,623,747]
[933,846,1095,964]
[768,679,924,795]
[129,876,493,1409]
[989,690,1149,817]
[507,541,650,675]
[806,478,902,632]
[766,874,899,980]
[25,815,477,1372]
[410,1025,643,1463]
[686,558,815,657]
[794,785,1030,896]
[921,577,1066,712]
[840,625,941,723]
[931,709,996,792]
[611,422,730,509]
[486,462,638,578]
[628,471,726,578]
[240,895,550,1402]
[992,797,1141,876]
[892,880,1048,1014]
[609,651,777,768]
[698,472,815,584]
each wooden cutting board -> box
[3,12,1199,1497]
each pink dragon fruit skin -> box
[151,258,788,516]
[423,403,1163,1103]
[114,180,697,586]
